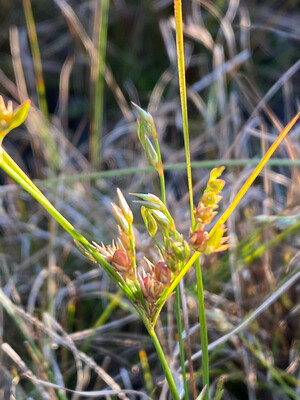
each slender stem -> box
[147,325,181,400]
[196,261,209,397]
[90,0,109,163]
[139,348,155,396]
[175,286,189,400]
[35,158,300,187]
[174,0,195,226]
[174,0,210,397]
[22,0,48,117]
[153,126,189,396]
[1,151,79,239]
[210,110,300,239]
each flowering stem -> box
[1,150,80,239]
[174,0,210,397]
[153,125,187,395]
[175,285,189,399]
[195,261,209,396]
[173,0,195,226]
[146,323,181,400]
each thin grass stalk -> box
[139,349,155,397]
[0,289,68,400]
[244,219,300,263]
[22,0,48,117]
[210,110,300,238]
[175,287,189,400]
[173,0,194,224]
[90,0,110,163]
[174,0,209,396]
[1,150,82,240]
[195,262,209,396]
[152,118,187,397]
[146,325,181,400]
[35,158,300,187]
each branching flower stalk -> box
[133,103,189,398]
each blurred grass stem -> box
[90,0,109,163]
[22,0,48,117]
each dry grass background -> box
[0,0,300,399]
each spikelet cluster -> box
[93,188,135,280]
[190,167,229,253]
[93,189,192,320]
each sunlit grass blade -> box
[210,110,300,238]
[174,0,209,396]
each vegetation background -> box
[0,0,299,398]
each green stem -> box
[90,0,109,163]
[175,286,189,400]
[146,324,181,400]
[22,0,48,117]
[174,0,194,226]
[174,0,210,397]
[35,158,300,187]
[1,152,81,241]
[196,259,209,398]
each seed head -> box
[153,261,172,285]
[111,249,132,273]
[189,227,209,251]
[139,273,163,302]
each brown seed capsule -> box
[111,249,132,273]
[189,227,209,251]
[140,274,163,302]
[153,261,172,285]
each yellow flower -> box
[0,96,31,145]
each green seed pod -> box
[137,119,147,148]
[144,136,159,169]
[152,209,172,229]
[132,102,157,139]
[133,193,166,211]
[141,206,157,236]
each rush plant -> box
[0,0,299,398]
